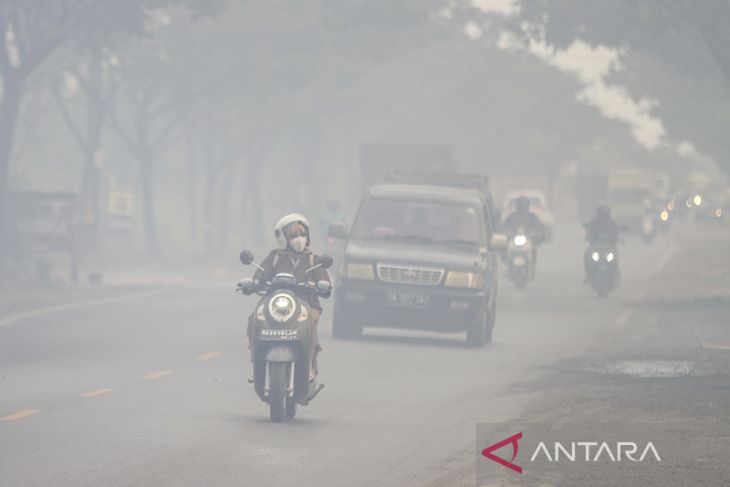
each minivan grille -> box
[376,264,444,286]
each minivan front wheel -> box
[466,305,492,347]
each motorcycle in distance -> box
[507,227,533,290]
[586,244,619,298]
[640,212,657,244]
[640,200,658,244]
[657,207,671,235]
[237,250,333,423]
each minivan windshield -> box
[351,198,483,247]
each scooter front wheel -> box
[268,362,287,423]
[286,397,297,419]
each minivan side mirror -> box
[328,222,348,240]
[489,234,508,251]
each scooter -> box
[586,244,619,298]
[507,228,533,290]
[237,250,333,423]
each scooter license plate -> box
[258,328,298,340]
[386,291,430,308]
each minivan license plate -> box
[386,292,430,308]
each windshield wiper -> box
[438,239,480,248]
[377,234,434,244]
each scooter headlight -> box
[513,235,527,247]
[591,252,600,262]
[606,252,615,262]
[268,293,296,322]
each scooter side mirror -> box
[489,234,508,252]
[319,254,334,269]
[240,250,255,265]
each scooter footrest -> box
[301,383,324,406]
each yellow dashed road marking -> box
[1,409,42,422]
[142,370,172,380]
[195,351,222,362]
[702,343,730,351]
[79,388,114,398]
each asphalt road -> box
[0,223,674,487]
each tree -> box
[0,1,165,274]
[515,0,730,176]
[52,44,116,249]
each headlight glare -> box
[513,235,527,246]
[591,252,600,262]
[606,252,615,262]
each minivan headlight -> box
[342,262,374,280]
[444,271,483,289]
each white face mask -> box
[289,236,307,253]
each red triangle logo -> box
[481,432,523,474]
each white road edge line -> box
[0,286,178,328]
[655,242,676,273]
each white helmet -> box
[274,213,311,248]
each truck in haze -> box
[358,143,455,194]
[607,166,670,236]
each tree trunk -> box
[203,173,216,253]
[80,46,105,249]
[0,73,24,272]
[246,160,264,247]
[185,132,199,243]
[217,163,237,250]
[138,153,160,256]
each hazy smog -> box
[1,2,729,486]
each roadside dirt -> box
[434,221,730,486]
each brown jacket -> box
[253,247,331,309]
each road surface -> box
[0,223,672,487]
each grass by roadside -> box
[646,221,730,303]
[428,221,730,487]
[503,221,730,486]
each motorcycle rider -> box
[501,196,546,276]
[247,214,330,380]
[584,203,620,281]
